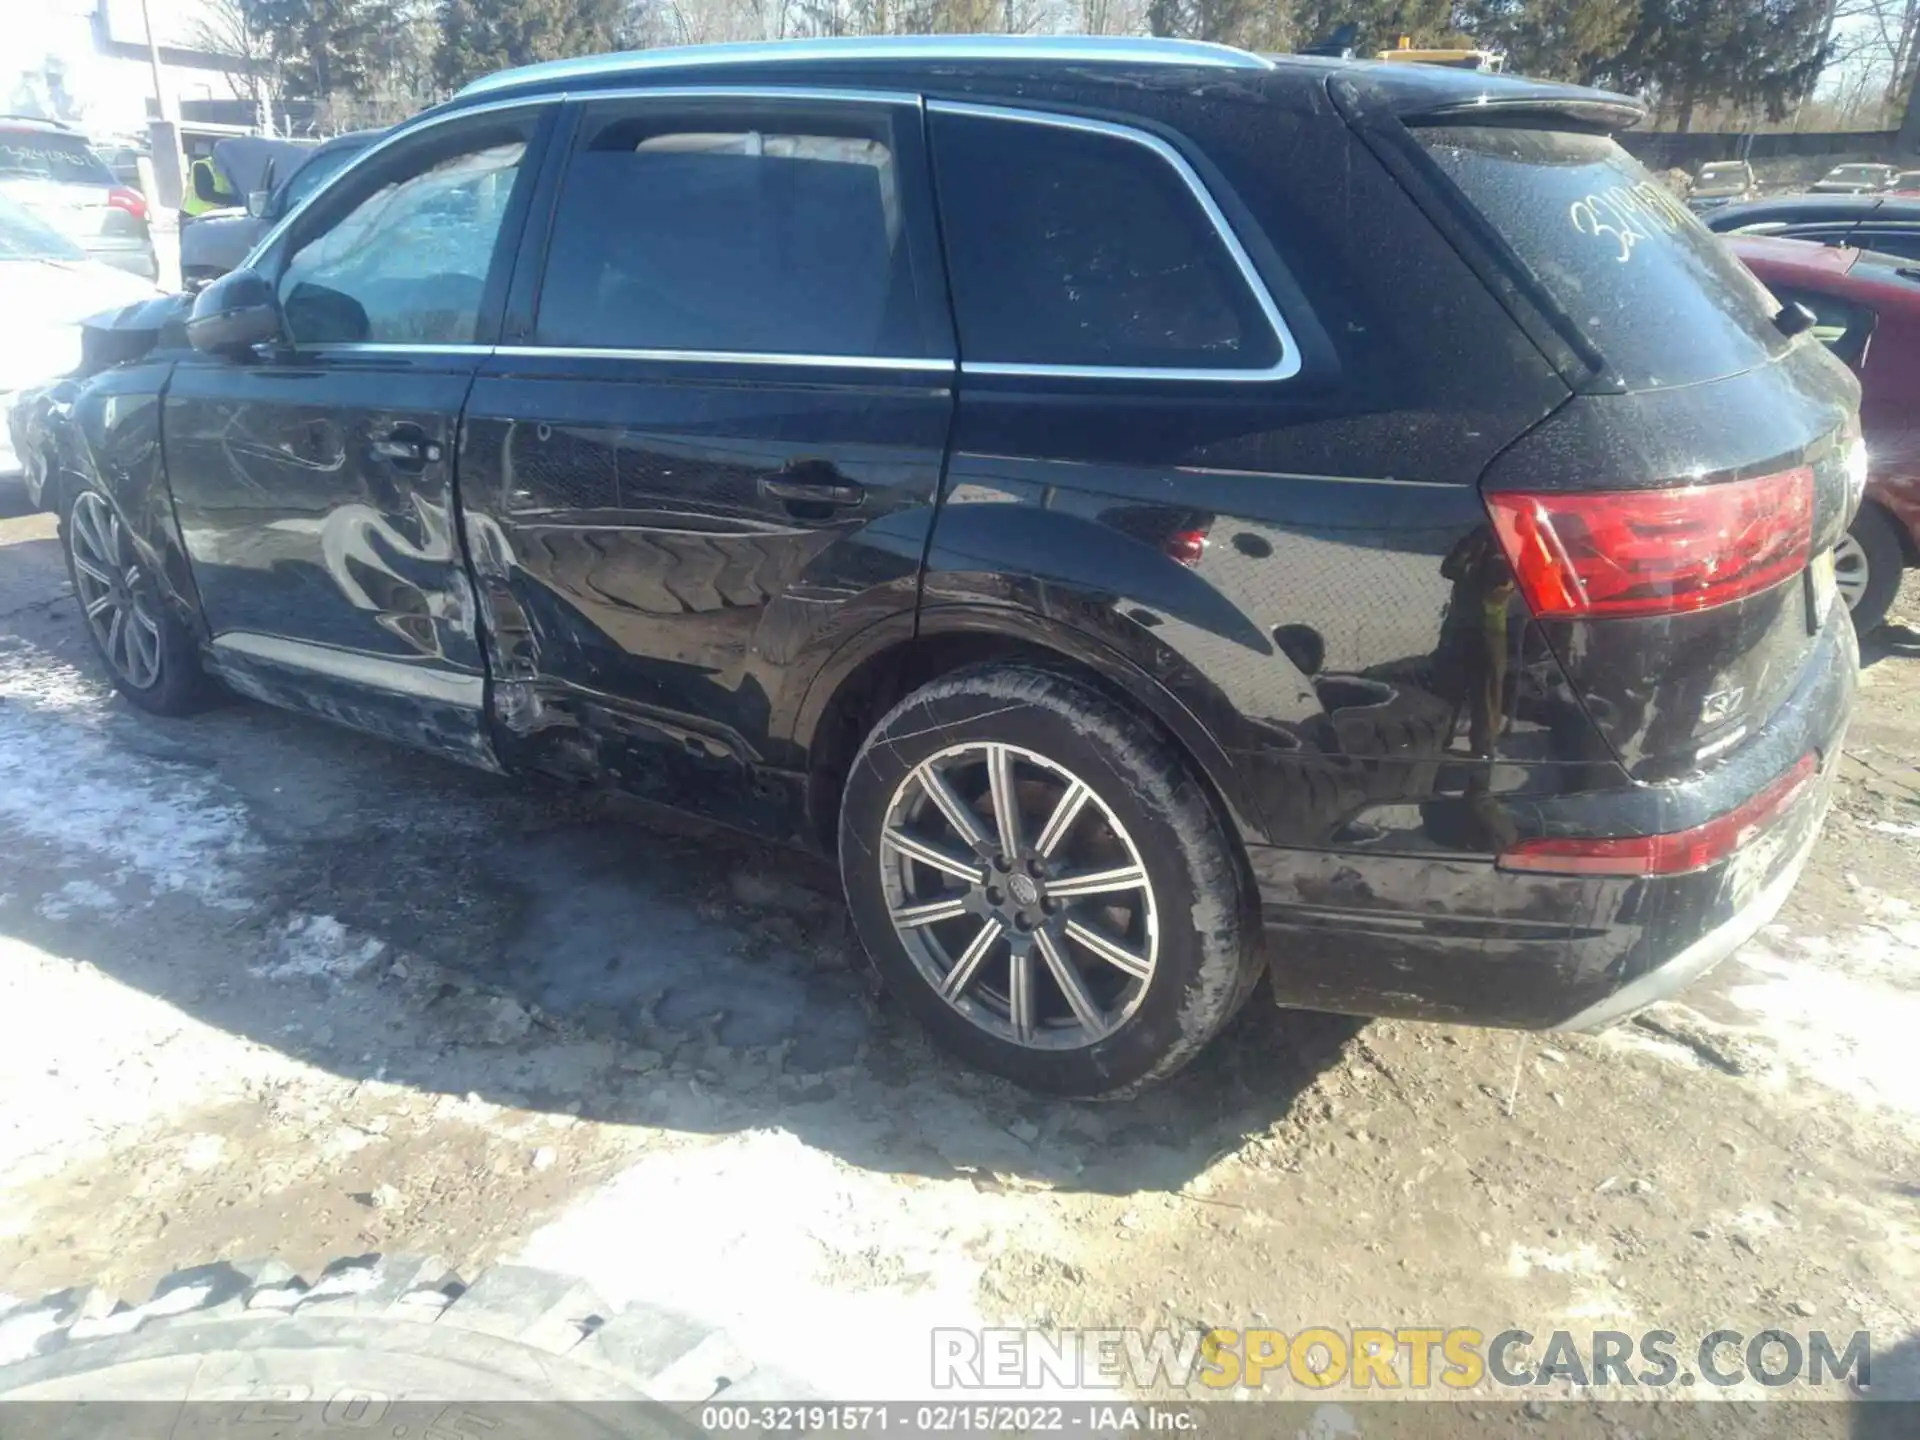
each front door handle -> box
[759,464,865,509]
[371,428,443,471]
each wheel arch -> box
[795,603,1262,860]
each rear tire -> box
[1836,501,1905,635]
[59,485,214,716]
[838,664,1260,1098]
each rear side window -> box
[1415,126,1788,388]
[929,108,1281,372]
[535,109,926,357]
[0,129,114,186]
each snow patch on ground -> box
[1721,891,1920,1117]
[0,644,256,908]
[252,913,386,981]
[0,934,313,1197]
[36,879,119,921]
[517,1128,1080,1399]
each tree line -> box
[191,0,1918,134]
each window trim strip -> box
[492,345,953,373]
[926,98,1302,384]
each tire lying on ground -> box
[0,1255,809,1434]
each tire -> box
[839,664,1260,1098]
[0,1254,810,1419]
[1836,501,1906,636]
[59,485,214,716]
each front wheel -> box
[60,487,213,715]
[839,665,1260,1098]
[1834,501,1906,635]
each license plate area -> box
[1806,548,1837,632]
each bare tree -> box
[187,0,279,107]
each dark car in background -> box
[1705,194,1920,262]
[11,36,1860,1097]
[1732,234,1920,633]
[180,131,382,289]
[0,116,156,279]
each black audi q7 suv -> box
[10,37,1861,1097]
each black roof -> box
[1703,194,1920,231]
[438,36,1642,131]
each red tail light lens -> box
[108,186,149,223]
[1486,468,1813,619]
[1499,753,1817,877]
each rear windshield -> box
[0,195,85,260]
[1415,126,1789,389]
[0,129,114,186]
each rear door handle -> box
[759,476,865,508]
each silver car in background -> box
[0,116,157,281]
[0,195,160,496]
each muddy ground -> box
[0,492,1916,1426]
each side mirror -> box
[187,269,284,356]
[246,189,272,219]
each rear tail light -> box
[107,186,149,223]
[1486,468,1813,620]
[1164,527,1209,567]
[1499,752,1817,877]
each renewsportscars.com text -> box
[932,1326,1872,1392]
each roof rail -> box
[458,34,1271,98]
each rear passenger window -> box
[929,108,1281,372]
[535,109,927,357]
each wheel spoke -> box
[986,744,1022,859]
[891,894,971,929]
[940,918,1004,1000]
[131,612,161,682]
[1036,927,1105,1037]
[1065,918,1153,981]
[71,551,113,586]
[1048,863,1147,899]
[917,763,991,853]
[84,592,116,619]
[883,828,984,883]
[106,607,126,668]
[1007,940,1035,1042]
[1032,778,1090,859]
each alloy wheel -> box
[879,741,1159,1050]
[68,491,163,691]
[1832,532,1870,613]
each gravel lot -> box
[1,488,1916,1424]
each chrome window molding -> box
[458,36,1271,98]
[928,99,1301,385]
[566,83,922,109]
[299,343,496,357]
[492,345,953,374]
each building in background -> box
[6,0,262,141]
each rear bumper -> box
[1252,605,1856,1029]
[86,240,158,282]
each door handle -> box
[759,475,865,508]
[371,429,443,470]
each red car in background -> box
[1732,235,1920,632]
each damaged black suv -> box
[10,36,1860,1097]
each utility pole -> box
[138,0,186,289]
